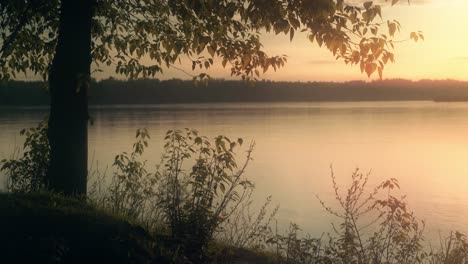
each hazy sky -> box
[91,0,467,82]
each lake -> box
[2,101,468,239]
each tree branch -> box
[0,3,32,60]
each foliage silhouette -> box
[1,121,49,193]
[87,128,266,262]
[265,168,468,264]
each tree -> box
[0,0,422,195]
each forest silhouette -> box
[2,78,468,106]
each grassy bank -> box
[0,192,155,263]
[0,192,275,263]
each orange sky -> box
[90,1,468,82]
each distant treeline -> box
[2,78,468,106]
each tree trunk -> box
[48,0,95,195]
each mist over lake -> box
[2,101,468,239]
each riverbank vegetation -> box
[2,123,468,263]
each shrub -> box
[155,129,256,262]
[107,128,157,221]
[94,128,260,262]
[317,167,426,264]
[1,121,49,192]
[265,167,427,264]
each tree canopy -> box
[1,0,422,83]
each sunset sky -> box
[90,0,468,82]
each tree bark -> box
[48,0,95,195]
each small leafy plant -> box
[107,128,157,221]
[265,168,428,264]
[155,129,255,261]
[1,121,49,193]
[317,167,425,264]
[95,128,260,262]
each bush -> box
[92,128,262,262]
[155,129,256,261]
[264,167,468,264]
[1,121,49,192]
[317,167,425,264]
[107,128,157,222]
[3,124,273,262]
[264,168,426,264]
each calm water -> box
[2,101,468,238]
